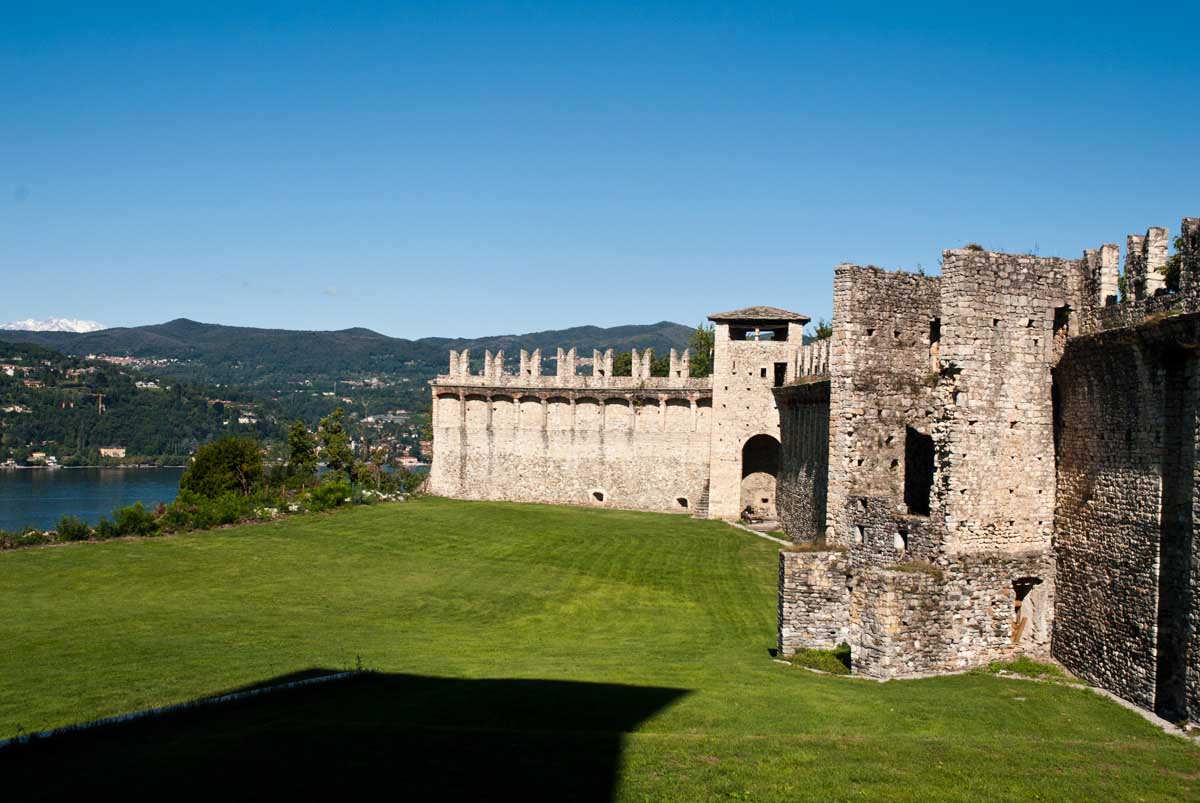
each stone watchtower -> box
[705,306,810,520]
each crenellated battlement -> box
[794,338,830,379]
[432,346,711,393]
[1080,216,1200,333]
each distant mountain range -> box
[1,317,106,333]
[0,318,697,386]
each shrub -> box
[309,480,352,512]
[160,490,256,531]
[0,528,51,550]
[94,518,118,540]
[56,515,93,542]
[179,436,264,499]
[113,502,158,537]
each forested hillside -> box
[0,318,694,383]
[0,341,275,465]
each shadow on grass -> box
[1,671,689,801]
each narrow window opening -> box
[1012,577,1043,645]
[894,528,909,551]
[1053,305,1071,358]
[773,362,787,386]
[904,426,934,516]
[929,318,941,370]
[854,525,865,544]
[760,367,767,379]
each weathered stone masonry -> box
[429,309,831,517]
[426,214,1199,724]
[429,347,714,514]
[777,216,1200,724]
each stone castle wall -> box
[430,348,713,514]
[774,379,830,542]
[778,550,850,655]
[706,322,807,520]
[934,251,1084,556]
[825,266,942,556]
[1053,310,1200,721]
[778,220,1199,692]
[847,552,1054,678]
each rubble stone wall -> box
[778,550,850,655]
[826,267,942,553]
[1053,314,1200,720]
[850,552,1054,679]
[774,380,830,542]
[934,251,1086,555]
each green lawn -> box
[1,497,1196,801]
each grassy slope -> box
[0,498,1196,801]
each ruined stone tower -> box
[774,215,1200,726]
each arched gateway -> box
[740,434,780,520]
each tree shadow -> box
[1,671,688,801]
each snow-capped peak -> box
[0,318,107,333]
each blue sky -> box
[2,1,1197,338]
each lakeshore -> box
[0,467,185,532]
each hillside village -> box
[0,340,428,469]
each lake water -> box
[0,468,185,532]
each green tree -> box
[319,407,355,480]
[688,322,715,377]
[612,351,633,377]
[610,352,671,378]
[287,420,318,486]
[179,436,263,498]
[1162,235,1185,293]
[806,318,833,341]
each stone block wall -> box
[707,323,806,520]
[778,550,850,655]
[826,266,942,552]
[1053,314,1200,721]
[430,383,713,514]
[849,552,1053,679]
[934,250,1085,555]
[774,380,830,542]
[849,568,941,678]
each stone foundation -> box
[778,550,850,655]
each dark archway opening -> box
[741,434,781,521]
[742,434,780,478]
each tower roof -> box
[707,306,810,324]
